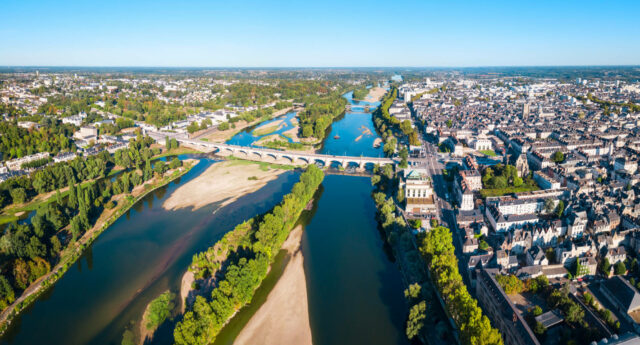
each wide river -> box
[1,91,408,345]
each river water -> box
[1,91,409,345]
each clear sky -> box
[1,0,639,67]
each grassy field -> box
[479,185,540,198]
[480,150,497,156]
[227,156,295,171]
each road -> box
[412,115,472,288]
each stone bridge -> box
[173,137,396,168]
[345,104,373,112]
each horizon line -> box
[1,64,639,69]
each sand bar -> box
[233,225,311,345]
[364,86,387,103]
[162,160,286,211]
[253,119,284,136]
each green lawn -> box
[480,150,497,157]
[479,185,540,198]
[227,156,295,171]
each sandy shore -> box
[364,87,387,103]
[234,225,312,345]
[162,160,286,211]
[281,127,302,142]
[253,119,284,136]
[254,134,284,146]
[200,107,293,143]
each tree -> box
[534,321,546,335]
[0,275,15,309]
[10,188,28,204]
[217,122,230,131]
[399,147,408,168]
[555,200,565,218]
[406,301,426,340]
[552,151,564,163]
[143,159,153,181]
[583,292,594,307]
[187,121,200,134]
[146,291,176,330]
[544,198,555,213]
[615,261,627,275]
[532,305,543,316]
[496,275,525,294]
[601,258,611,275]
[404,283,422,300]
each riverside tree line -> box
[172,165,324,345]
[372,86,420,159]
[0,135,183,310]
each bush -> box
[146,291,176,330]
[496,274,525,294]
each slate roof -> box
[602,276,640,313]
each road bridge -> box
[150,132,396,168]
[345,104,373,112]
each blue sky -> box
[1,0,639,67]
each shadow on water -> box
[0,158,300,345]
[302,175,409,345]
[207,184,324,345]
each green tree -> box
[615,261,627,275]
[9,188,27,204]
[406,301,426,340]
[552,151,564,163]
[532,305,543,316]
[555,200,565,218]
[399,147,408,168]
[404,283,422,300]
[146,291,176,330]
[601,258,611,275]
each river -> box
[0,157,299,345]
[1,90,409,345]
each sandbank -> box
[233,225,311,345]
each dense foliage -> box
[419,226,503,345]
[173,165,324,345]
[0,121,76,160]
[480,164,539,197]
[145,291,176,330]
[352,86,368,100]
[298,95,347,140]
[0,136,176,310]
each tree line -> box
[298,94,347,140]
[0,136,183,310]
[0,120,76,160]
[372,87,421,157]
[173,165,324,345]
[419,226,503,345]
[352,86,369,100]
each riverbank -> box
[139,290,175,345]
[234,225,312,345]
[353,86,386,103]
[172,166,324,345]
[162,160,287,211]
[0,160,196,336]
[200,107,294,142]
[253,119,285,136]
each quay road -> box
[411,121,473,288]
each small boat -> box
[334,135,340,139]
